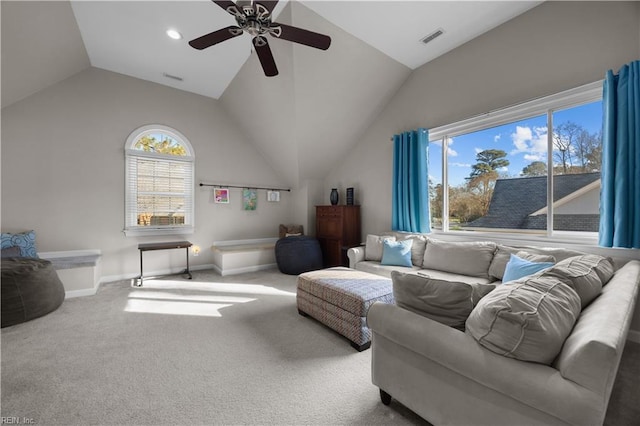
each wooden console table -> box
[136,241,193,286]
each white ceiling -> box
[70,0,542,101]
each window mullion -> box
[546,110,554,237]
[442,136,450,231]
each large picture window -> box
[429,81,602,239]
[124,125,194,236]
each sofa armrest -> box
[367,302,603,424]
[347,245,365,268]
[554,260,640,395]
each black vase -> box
[330,188,339,205]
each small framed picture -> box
[267,190,280,202]
[214,188,229,204]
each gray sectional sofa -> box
[347,233,640,426]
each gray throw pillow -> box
[538,254,614,308]
[423,238,497,278]
[391,271,495,330]
[365,234,396,261]
[466,274,581,364]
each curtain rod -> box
[199,183,291,192]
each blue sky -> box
[429,101,603,186]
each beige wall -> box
[1,68,292,279]
[327,1,640,333]
[328,1,640,236]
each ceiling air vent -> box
[163,72,183,82]
[420,28,444,45]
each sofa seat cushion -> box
[423,239,496,278]
[466,274,581,364]
[411,269,496,285]
[355,260,419,279]
[392,271,495,330]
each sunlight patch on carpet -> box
[139,279,296,297]
[128,290,255,304]
[124,299,233,317]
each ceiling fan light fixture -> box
[166,29,183,40]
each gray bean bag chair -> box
[1,258,65,327]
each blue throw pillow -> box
[381,239,413,267]
[0,230,38,258]
[503,254,553,283]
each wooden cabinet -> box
[316,205,361,267]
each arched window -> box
[124,125,194,236]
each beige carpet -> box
[1,269,638,425]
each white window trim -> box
[430,80,603,245]
[124,125,195,237]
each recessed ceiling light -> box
[166,29,182,40]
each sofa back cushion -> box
[466,274,581,364]
[423,239,496,278]
[538,254,614,308]
[398,234,427,267]
[365,234,396,261]
[488,244,584,280]
[392,271,495,330]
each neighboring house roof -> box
[466,172,600,229]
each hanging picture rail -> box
[199,183,291,192]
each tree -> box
[463,149,510,217]
[469,149,509,178]
[134,136,187,156]
[521,161,547,177]
[553,122,580,173]
[553,122,602,174]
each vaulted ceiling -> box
[1,0,541,187]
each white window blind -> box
[124,125,194,237]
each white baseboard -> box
[627,329,640,344]
[213,263,278,276]
[100,263,216,284]
[65,287,99,298]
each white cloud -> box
[498,166,509,172]
[450,162,471,168]
[474,147,483,154]
[494,134,501,142]
[447,147,458,157]
[524,153,545,162]
[510,125,548,157]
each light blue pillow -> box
[0,230,38,258]
[381,239,413,267]
[503,254,553,283]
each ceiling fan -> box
[189,0,331,77]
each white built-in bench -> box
[38,249,102,298]
[211,238,277,276]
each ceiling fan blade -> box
[252,37,278,77]
[212,0,243,18]
[256,0,278,14]
[189,26,243,50]
[270,23,331,50]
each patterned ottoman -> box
[297,267,393,351]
